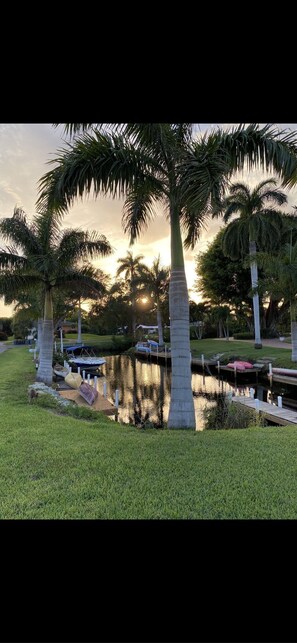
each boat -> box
[53,363,69,378]
[272,367,297,376]
[64,345,106,370]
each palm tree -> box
[116,251,146,336]
[37,123,297,429]
[216,179,288,348]
[0,207,112,385]
[66,267,110,343]
[136,256,170,346]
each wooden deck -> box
[135,350,217,368]
[216,366,263,376]
[58,389,117,416]
[231,396,297,425]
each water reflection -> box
[97,355,272,430]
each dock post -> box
[217,360,220,373]
[87,373,90,384]
[115,389,119,408]
[201,354,204,369]
[69,366,72,373]
[82,369,86,381]
[103,382,107,398]
[269,363,273,376]
[94,376,98,390]
[249,387,255,399]
[77,366,81,375]
[255,398,260,413]
[277,396,283,408]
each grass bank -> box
[1,345,297,518]
[190,338,294,368]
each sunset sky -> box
[1,122,297,318]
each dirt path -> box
[0,342,13,354]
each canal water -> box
[94,354,285,430]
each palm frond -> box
[37,131,162,213]
[0,272,42,298]
[56,229,113,267]
[0,249,29,270]
[122,176,162,243]
[0,207,41,256]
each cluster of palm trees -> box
[2,123,297,429]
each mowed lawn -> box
[1,345,297,519]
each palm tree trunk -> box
[167,206,195,429]
[156,298,164,346]
[249,240,262,349]
[290,302,297,362]
[36,289,54,386]
[36,317,43,351]
[131,293,136,337]
[77,298,82,343]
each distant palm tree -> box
[217,179,288,348]
[136,256,170,345]
[37,123,297,428]
[0,207,112,385]
[116,251,146,336]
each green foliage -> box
[196,229,252,309]
[0,331,8,341]
[204,396,267,430]
[233,332,255,340]
[0,317,13,335]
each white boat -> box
[68,356,106,368]
[65,345,106,370]
[272,367,297,376]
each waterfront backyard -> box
[1,343,297,519]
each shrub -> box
[0,331,8,341]
[203,395,267,430]
[233,332,254,340]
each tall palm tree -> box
[0,207,112,385]
[136,255,170,345]
[216,179,288,348]
[116,251,146,336]
[37,123,297,429]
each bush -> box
[203,395,267,430]
[261,329,279,339]
[233,332,254,340]
[0,331,8,341]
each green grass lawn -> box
[1,345,297,518]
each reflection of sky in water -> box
[95,355,266,431]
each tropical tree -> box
[116,251,146,336]
[37,123,297,429]
[0,207,112,385]
[257,241,297,361]
[65,267,110,343]
[195,229,253,313]
[215,179,288,348]
[136,255,170,345]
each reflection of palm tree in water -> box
[129,356,149,427]
[129,360,168,428]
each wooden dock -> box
[58,388,117,416]
[216,366,262,375]
[135,350,217,368]
[231,396,297,425]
